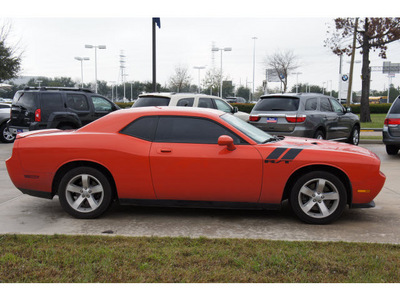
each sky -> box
[2,0,400,94]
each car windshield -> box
[132,97,170,107]
[254,97,299,111]
[221,113,273,144]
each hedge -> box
[117,102,392,114]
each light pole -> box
[293,72,302,93]
[193,66,206,93]
[212,47,232,98]
[85,44,106,93]
[109,81,116,102]
[252,37,257,101]
[74,57,90,88]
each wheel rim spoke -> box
[86,195,99,209]
[90,185,103,194]
[323,191,339,201]
[302,199,317,213]
[300,186,314,198]
[66,183,82,194]
[316,179,326,193]
[71,195,85,210]
[81,175,89,189]
[317,201,330,217]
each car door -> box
[319,97,340,139]
[329,98,352,139]
[65,93,92,126]
[149,116,263,203]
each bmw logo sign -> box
[342,75,349,81]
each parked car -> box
[0,103,16,143]
[6,107,385,224]
[225,96,246,104]
[132,93,249,121]
[383,95,400,155]
[249,93,360,145]
[7,87,119,134]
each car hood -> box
[258,136,378,159]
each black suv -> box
[7,87,119,134]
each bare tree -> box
[325,18,400,122]
[168,64,192,92]
[0,21,22,82]
[265,50,299,93]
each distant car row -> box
[2,87,400,156]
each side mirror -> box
[218,135,236,151]
[232,106,238,114]
[346,107,352,113]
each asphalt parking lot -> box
[1,141,400,244]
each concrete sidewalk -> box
[360,129,382,144]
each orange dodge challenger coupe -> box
[6,107,385,224]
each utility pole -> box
[347,17,358,106]
[152,18,161,92]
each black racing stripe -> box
[266,148,287,159]
[281,148,303,160]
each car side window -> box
[177,98,194,107]
[155,116,243,144]
[305,98,318,111]
[330,99,344,113]
[66,94,89,111]
[198,98,215,109]
[120,116,158,141]
[320,98,333,112]
[40,93,64,110]
[214,98,232,113]
[91,96,112,112]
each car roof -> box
[78,106,225,133]
[260,93,326,99]
[139,92,220,98]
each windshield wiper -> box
[262,135,284,143]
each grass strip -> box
[1,234,400,283]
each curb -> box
[359,139,383,145]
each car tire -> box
[347,126,360,145]
[289,171,347,224]
[0,122,16,143]
[314,130,325,140]
[58,167,113,219]
[386,145,399,155]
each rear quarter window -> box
[13,92,38,110]
[254,97,299,111]
[390,98,400,114]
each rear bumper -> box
[7,120,43,134]
[382,127,400,145]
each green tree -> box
[325,18,400,122]
[0,22,22,82]
[236,86,250,101]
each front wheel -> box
[289,171,347,224]
[58,167,113,219]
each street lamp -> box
[293,72,302,93]
[85,44,106,93]
[251,37,257,101]
[212,47,232,97]
[74,57,90,88]
[193,66,206,93]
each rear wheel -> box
[347,126,360,145]
[314,130,325,140]
[289,171,347,224]
[386,145,399,155]
[58,167,113,219]
[0,122,16,143]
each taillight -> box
[249,116,260,122]
[34,109,41,122]
[384,118,400,125]
[286,115,306,123]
